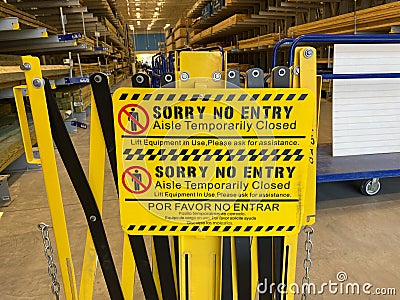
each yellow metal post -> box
[15,56,78,300]
[152,239,163,297]
[297,47,318,226]
[79,95,106,299]
[13,86,40,165]
[179,236,221,300]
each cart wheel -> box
[360,178,381,196]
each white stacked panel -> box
[333,44,400,156]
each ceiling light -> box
[137,20,141,25]
[135,3,140,6]
[136,12,141,17]
[163,23,170,29]
[136,8,140,11]
[154,11,159,16]
[129,25,134,31]
[155,7,160,11]
[157,2,162,6]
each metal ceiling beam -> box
[287,0,339,2]
[39,13,95,22]
[0,17,19,31]
[10,0,81,9]
[258,11,297,17]
[281,2,324,9]
[268,6,309,13]
[2,44,90,54]
[22,7,88,16]
[0,27,47,41]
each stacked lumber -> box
[73,63,99,76]
[212,14,247,33]
[288,2,400,36]
[227,63,253,72]
[0,2,57,34]
[171,18,192,49]
[175,38,186,49]
[0,65,69,89]
[191,14,249,44]
[188,0,212,18]
[174,17,192,30]
[189,29,202,40]
[54,84,92,113]
[0,114,36,172]
[238,33,280,50]
[166,43,176,52]
[174,28,188,41]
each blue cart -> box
[273,34,400,195]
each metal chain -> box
[301,225,314,300]
[38,223,60,300]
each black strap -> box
[43,79,124,300]
[257,237,273,300]
[89,74,164,299]
[282,245,289,300]
[235,237,251,300]
[274,237,285,300]
[89,73,119,190]
[221,237,233,299]
[128,235,160,300]
[153,236,177,300]
[173,236,180,300]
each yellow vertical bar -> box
[122,232,136,300]
[299,47,317,97]
[230,237,238,299]
[152,238,163,297]
[179,236,221,300]
[298,47,318,226]
[20,56,78,300]
[250,238,258,298]
[13,86,40,164]
[170,237,179,299]
[79,95,106,299]
[280,235,299,300]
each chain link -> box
[38,223,60,300]
[301,225,314,300]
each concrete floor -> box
[1,98,400,299]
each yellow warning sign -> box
[113,87,316,236]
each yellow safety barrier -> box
[13,47,319,300]
[14,56,79,300]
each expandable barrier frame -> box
[14,46,320,299]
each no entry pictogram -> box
[118,104,149,135]
[122,166,152,194]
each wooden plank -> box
[0,114,36,172]
[191,14,251,44]
[0,65,69,84]
[288,2,400,36]
[174,28,187,41]
[175,38,187,49]
[237,33,280,50]
[173,17,193,31]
